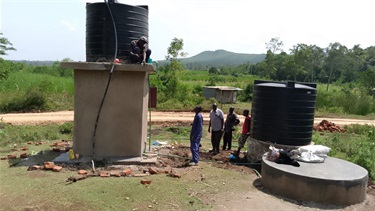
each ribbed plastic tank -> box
[86,2,149,62]
[250,80,317,146]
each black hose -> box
[92,0,118,159]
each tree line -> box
[205,38,375,95]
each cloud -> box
[61,20,77,32]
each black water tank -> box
[86,2,149,62]
[250,80,317,146]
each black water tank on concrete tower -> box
[86,2,149,62]
[250,80,317,146]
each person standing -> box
[234,109,251,158]
[208,103,224,155]
[190,106,203,166]
[223,107,240,151]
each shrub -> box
[0,89,47,112]
[59,122,73,134]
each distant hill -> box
[157,49,266,69]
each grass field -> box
[0,121,374,210]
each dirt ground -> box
[1,111,374,210]
[0,111,374,126]
[154,146,375,211]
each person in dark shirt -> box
[129,36,151,64]
[189,106,203,166]
[223,107,240,151]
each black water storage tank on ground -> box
[250,80,317,146]
[86,2,149,62]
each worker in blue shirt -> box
[189,105,203,166]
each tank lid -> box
[254,80,316,90]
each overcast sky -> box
[1,0,374,61]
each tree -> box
[359,68,375,94]
[0,32,16,56]
[324,42,348,90]
[291,44,324,82]
[208,66,219,74]
[157,38,187,99]
[165,37,188,60]
[265,37,283,54]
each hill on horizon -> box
[157,49,266,69]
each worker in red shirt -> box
[233,109,251,158]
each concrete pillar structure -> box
[61,62,155,159]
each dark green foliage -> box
[313,124,375,179]
[0,32,16,56]
[59,122,73,134]
[0,88,47,113]
[208,67,219,74]
[238,83,253,102]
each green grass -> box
[0,122,373,210]
[312,124,375,179]
[0,71,74,112]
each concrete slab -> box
[53,152,157,165]
[53,152,92,163]
[261,155,368,206]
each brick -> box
[20,152,28,158]
[21,146,28,151]
[122,169,132,176]
[140,179,151,185]
[164,169,172,174]
[1,157,7,160]
[78,170,87,175]
[99,171,110,177]
[169,173,181,178]
[133,173,148,177]
[148,167,158,174]
[44,162,54,170]
[110,171,121,177]
[53,166,63,172]
[27,142,33,145]
[7,154,17,159]
[31,165,42,170]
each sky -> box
[1,0,375,61]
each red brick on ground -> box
[148,167,158,174]
[110,171,121,177]
[7,154,17,159]
[44,162,54,170]
[122,169,132,176]
[140,179,152,185]
[78,170,88,175]
[53,166,63,172]
[31,165,42,170]
[99,171,110,177]
[20,152,28,158]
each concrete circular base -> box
[261,155,368,206]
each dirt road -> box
[0,111,374,126]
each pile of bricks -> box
[1,145,31,160]
[28,162,63,172]
[50,140,73,152]
[313,120,346,133]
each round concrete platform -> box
[261,155,368,206]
